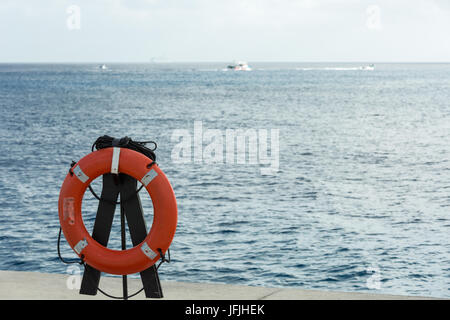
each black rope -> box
[156,248,171,270]
[68,161,76,177]
[91,135,157,161]
[80,263,145,300]
[57,227,170,299]
[57,228,84,265]
[82,142,157,205]
[87,184,145,205]
[57,227,146,299]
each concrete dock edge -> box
[0,270,440,300]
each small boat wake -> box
[297,64,375,71]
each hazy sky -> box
[1,0,449,62]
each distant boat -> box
[360,64,375,71]
[99,64,107,70]
[226,61,252,71]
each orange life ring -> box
[58,147,177,275]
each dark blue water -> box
[0,63,449,298]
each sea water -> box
[0,62,449,298]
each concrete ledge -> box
[0,270,438,300]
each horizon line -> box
[1,61,450,64]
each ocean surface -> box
[0,62,449,298]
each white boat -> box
[360,64,375,71]
[226,61,252,71]
[99,64,107,70]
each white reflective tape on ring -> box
[111,147,121,174]
[141,169,158,187]
[74,238,88,254]
[141,242,158,260]
[73,165,89,183]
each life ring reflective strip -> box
[58,147,177,275]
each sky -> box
[0,0,449,62]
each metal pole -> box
[120,204,128,300]
[119,173,163,298]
